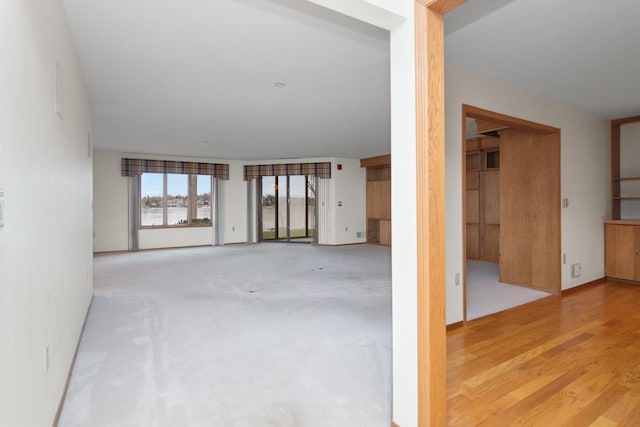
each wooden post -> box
[415,1,447,425]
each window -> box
[167,174,188,225]
[140,173,213,228]
[141,173,164,227]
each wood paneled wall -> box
[465,137,500,263]
[361,157,391,246]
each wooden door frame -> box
[414,1,466,426]
[461,104,562,322]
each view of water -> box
[141,207,212,226]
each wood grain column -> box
[415,2,446,426]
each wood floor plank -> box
[589,417,619,427]
[601,388,640,424]
[447,281,640,426]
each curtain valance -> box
[121,158,229,180]
[243,162,331,181]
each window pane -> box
[307,176,316,237]
[262,176,276,240]
[141,173,164,226]
[289,175,306,238]
[194,175,212,225]
[277,176,287,240]
[167,174,188,225]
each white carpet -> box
[466,260,550,320]
[59,244,391,427]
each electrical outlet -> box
[44,346,49,373]
[345,227,348,232]
[232,226,235,231]
[571,263,582,278]
[563,253,566,264]
[455,273,460,286]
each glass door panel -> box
[289,176,306,239]
[277,176,288,240]
[260,175,317,243]
[307,177,317,239]
[262,176,276,240]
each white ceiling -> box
[62,0,390,160]
[63,0,640,161]
[445,0,640,119]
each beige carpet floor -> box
[466,260,551,320]
[59,244,392,427]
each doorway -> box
[259,175,317,243]
[462,105,561,321]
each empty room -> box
[4,1,640,427]
[67,0,395,426]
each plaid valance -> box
[121,158,229,180]
[243,162,331,181]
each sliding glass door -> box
[260,175,316,242]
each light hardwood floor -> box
[448,281,640,426]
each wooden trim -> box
[316,242,366,247]
[360,154,391,168]
[93,250,130,256]
[604,277,640,286]
[463,104,560,134]
[553,133,562,296]
[612,121,621,219]
[462,105,562,298]
[561,277,606,295]
[131,244,215,251]
[422,0,467,14]
[416,3,447,426]
[605,219,640,226]
[446,321,464,331]
[53,297,93,427]
[98,245,221,256]
[461,107,468,323]
[391,422,400,427]
[615,177,640,181]
[611,114,640,125]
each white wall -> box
[93,151,235,250]
[0,0,94,425]
[138,227,213,250]
[308,2,418,424]
[93,150,129,251]
[333,158,367,244]
[305,0,406,29]
[235,157,366,245]
[219,160,246,244]
[388,5,418,425]
[445,65,610,324]
[620,121,640,219]
[93,154,367,250]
